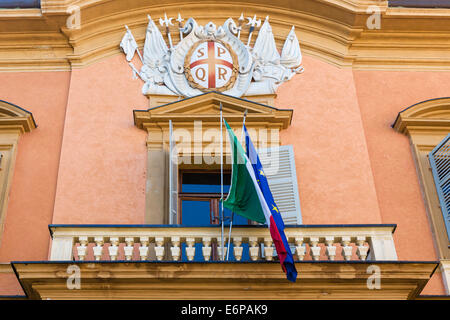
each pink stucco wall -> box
[0,53,448,296]
[353,70,450,294]
[0,71,70,294]
[276,57,382,225]
[51,55,148,224]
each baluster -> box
[155,237,165,261]
[185,237,196,261]
[356,236,368,261]
[233,237,243,261]
[309,237,321,261]
[139,237,149,261]
[171,236,181,261]
[295,237,305,261]
[124,237,134,261]
[341,236,353,261]
[77,236,88,261]
[264,238,274,261]
[93,237,104,261]
[202,237,212,261]
[217,238,227,260]
[325,236,336,261]
[249,237,259,261]
[108,237,119,261]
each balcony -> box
[10,224,438,300]
[48,224,399,262]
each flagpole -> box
[226,109,248,261]
[220,102,225,261]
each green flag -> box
[222,119,268,224]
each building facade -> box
[0,0,450,300]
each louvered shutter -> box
[429,133,450,242]
[169,120,178,224]
[258,145,302,224]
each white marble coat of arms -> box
[120,14,304,98]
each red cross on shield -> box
[188,41,235,90]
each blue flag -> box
[244,125,298,282]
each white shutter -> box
[169,120,178,224]
[258,145,302,224]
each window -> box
[134,92,303,263]
[178,170,249,226]
[393,97,450,261]
[177,170,251,261]
[133,92,296,224]
[429,133,450,242]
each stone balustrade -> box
[49,224,398,262]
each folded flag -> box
[244,124,297,283]
[222,120,268,225]
[222,119,297,282]
[120,28,139,62]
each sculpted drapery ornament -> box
[120,14,304,98]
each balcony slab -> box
[11,260,438,300]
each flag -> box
[222,120,268,225]
[120,29,139,62]
[222,120,297,282]
[244,124,297,282]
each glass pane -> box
[223,206,249,226]
[182,172,231,193]
[181,200,212,226]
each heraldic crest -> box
[120,14,304,98]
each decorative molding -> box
[1,0,450,71]
[133,91,293,144]
[393,97,450,135]
[134,91,292,155]
[0,100,37,134]
[121,14,303,99]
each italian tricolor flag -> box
[222,120,271,225]
[222,119,298,282]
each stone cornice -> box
[1,0,450,71]
[133,92,292,151]
[11,261,438,300]
[133,92,293,131]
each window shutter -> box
[169,120,178,224]
[258,145,302,224]
[429,133,450,242]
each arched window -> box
[393,97,450,293]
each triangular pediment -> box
[134,92,293,130]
